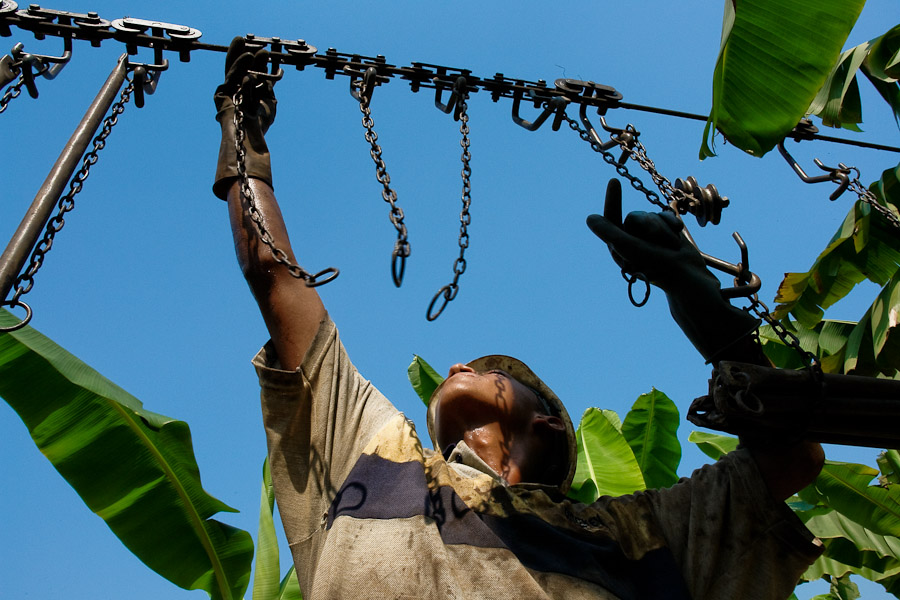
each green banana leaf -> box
[803,554,900,596]
[807,23,900,130]
[808,574,861,600]
[0,309,253,600]
[407,355,444,407]
[252,458,302,600]
[568,407,645,504]
[687,431,739,461]
[252,459,281,600]
[801,461,900,539]
[701,0,865,158]
[620,389,681,490]
[879,451,900,486]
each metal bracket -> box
[112,17,200,63]
[434,74,471,121]
[346,62,387,106]
[512,90,567,131]
[9,37,71,97]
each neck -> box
[462,423,527,485]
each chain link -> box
[427,93,473,321]
[0,75,25,114]
[232,88,338,287]
[358,101,410,287]
[0,77,135,332]
[848,174,900,231]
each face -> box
[431,363,547,449]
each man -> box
[215,39,824,599]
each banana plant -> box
[0,309,253,600]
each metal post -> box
[0,54,128,303]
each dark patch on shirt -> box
[327,453,691,600]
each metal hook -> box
[348,65,382,106]
[698,232,762,300]
[125,55,168,108]
[511,92,567,131]
[434,75,468,121]
[578,102,631,155]
[777,140,851,201]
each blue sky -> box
[1,1,899,598]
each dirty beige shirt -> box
[253,317,822,600]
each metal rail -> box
[1,2,898,153]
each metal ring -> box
[0,298,32,332]
[426,284,456,321]
[626,273,650,307]
[305,267,340,288]
[391,243,409,288]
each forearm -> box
[227,178,325,370]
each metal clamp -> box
[9,37,71,97]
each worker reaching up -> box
[214,38,823,599]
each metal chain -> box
[427,93,473,321]
[562,112,670,212]
[563,108,823,372]
[0,75,25,114]
[358,101,410,287]
[848,174,900,231]
[232,87,338,287]
[0,77,135,333]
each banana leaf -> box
[687,431,739,461]
[801,461,900,540]
[809,23,900,130]
[569,407,645,504]
[701,0,865,158]
[773,165,900,332]
[407,355,444,407]
[621,389,681,490]
[0,309,253,600]
[252,458,302,600]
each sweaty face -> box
[431,364,544,450]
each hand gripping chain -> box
[232,85,339,287]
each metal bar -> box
[0,53,128,302]
[2,7,900,154]
[688,361,900,449]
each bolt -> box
[29,4,40,10]
[537,79,546,86]
[246,33,255,39]
[87,11,98,18]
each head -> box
[427,355,577,493]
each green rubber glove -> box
[587,178,764,364]
[212,37,277,200]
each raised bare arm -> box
[215,38,325,370]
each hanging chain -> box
[847,172,900,231]
[562,111,673,212]
[427,92,473,321]
[0,75,25,114]
[232,87,338,287]
[358,100,410,287]
[0,76,135,333]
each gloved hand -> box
[212,37,278,200]
[588,178,765,364]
